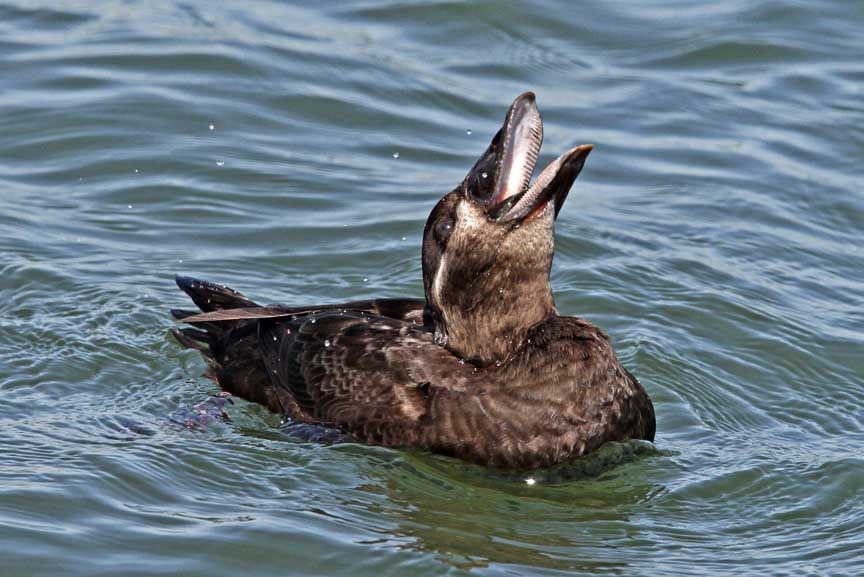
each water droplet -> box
[178,259,183,264]
[498,287,504,294]
[495,360,502,367]
[285,328,291,335]
[209,124,215,131]
[134,169,139,174]
[444,224,451,230]
[310,317,316,324]
[466,129,472,135]
[272,335,277,341]
[525,477,536,486]
[324,339,331,347]
[481,172,488,179]
[216,160,224,166]
[401,236,406,241]
[362,277,368,282]
[392,152,400,159]
[127,204,133,209]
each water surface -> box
[1,1,862,576]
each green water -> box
[1,1,862,576]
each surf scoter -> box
[171,92,655,469]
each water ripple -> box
[1,0,863,576]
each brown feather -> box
[168,93,656,468]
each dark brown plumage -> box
[171,92,655,469]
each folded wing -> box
[257,312,471,446]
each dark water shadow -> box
[320,440,664,574]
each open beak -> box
[497,144,593,223]
[490,92,543,208]
[479,92,592,223]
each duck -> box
[171,92,655,469]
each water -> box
[1,1,862,575]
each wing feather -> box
[257,311,469,445]
[177,298,425,324]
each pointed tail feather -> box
[170,276,288,414]
[170,327,209,351]
[175,275,258,312]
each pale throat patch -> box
[431,250,449,305]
